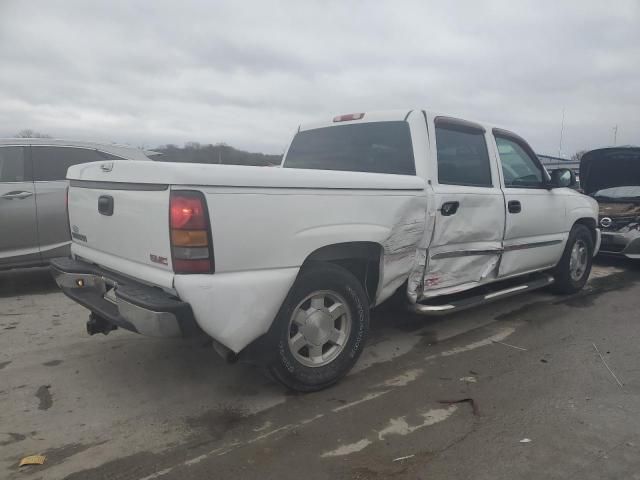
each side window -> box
[435,124,492,187]
[32,147,112,181]
[495,136,544,188]
[0,147,27,182]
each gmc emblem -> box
[149,254,168,265]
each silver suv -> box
[0,139,158,270]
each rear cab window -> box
[434,119,492,187]
[283,121,416,175]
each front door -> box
[492,131,567,278]
[422,117,506,297]
[0,145,39,267]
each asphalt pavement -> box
[1,259,639,480]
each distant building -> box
[537,154,580,175]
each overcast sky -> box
[1,1,638,156]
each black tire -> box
[266,262,369,392]
[551,224,594,294]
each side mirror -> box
[550,168,575,188]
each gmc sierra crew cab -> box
[51,109,601,391]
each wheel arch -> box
[301,241,383,304]
[574,217,598,246]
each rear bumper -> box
[598,231,640,259]
[50,257,202,337]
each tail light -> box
[169,190,214,274]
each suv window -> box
[495,136,544,188]
[0,146,27,182]
[435,124,492,187]
[32,146,122,181]
[284,121,416,175]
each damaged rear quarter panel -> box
[187,181,426,351]
[377,195,429,304]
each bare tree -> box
[570,150,587,162]
[15,129,51,138]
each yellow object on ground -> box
[19,455,46,467]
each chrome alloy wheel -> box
[569,239,588,281]
[287,290,352,368]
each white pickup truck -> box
[52,110,600,391]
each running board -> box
[411,274,554,316]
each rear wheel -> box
[551,224,594,294]
[266,263,369,392]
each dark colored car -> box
[581,146,640,258]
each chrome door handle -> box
[1,191,33,200]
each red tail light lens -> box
[172,258,212,273]
[169,191,214,274]
[170,195,207,229]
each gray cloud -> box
[1,0,638,155]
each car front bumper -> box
[598,230,640,259]
[50,257,202,337]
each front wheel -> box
[266,263,369,392]
[551,224,594,294]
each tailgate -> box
[67,179,174,289]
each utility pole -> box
[613,125,618,146]
[558,108,565,158]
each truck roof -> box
[298,109,504,134]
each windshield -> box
[592,185,640,200]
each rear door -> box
[492,130,567,277]
[422,117,506,296]
[31,146,123,259]
[0,145,40,267]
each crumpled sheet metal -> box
[417,192,505,299]
[406,206,436,303]
[373,190,508,305]
[377,195,428,305]
[421,253,500,297]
